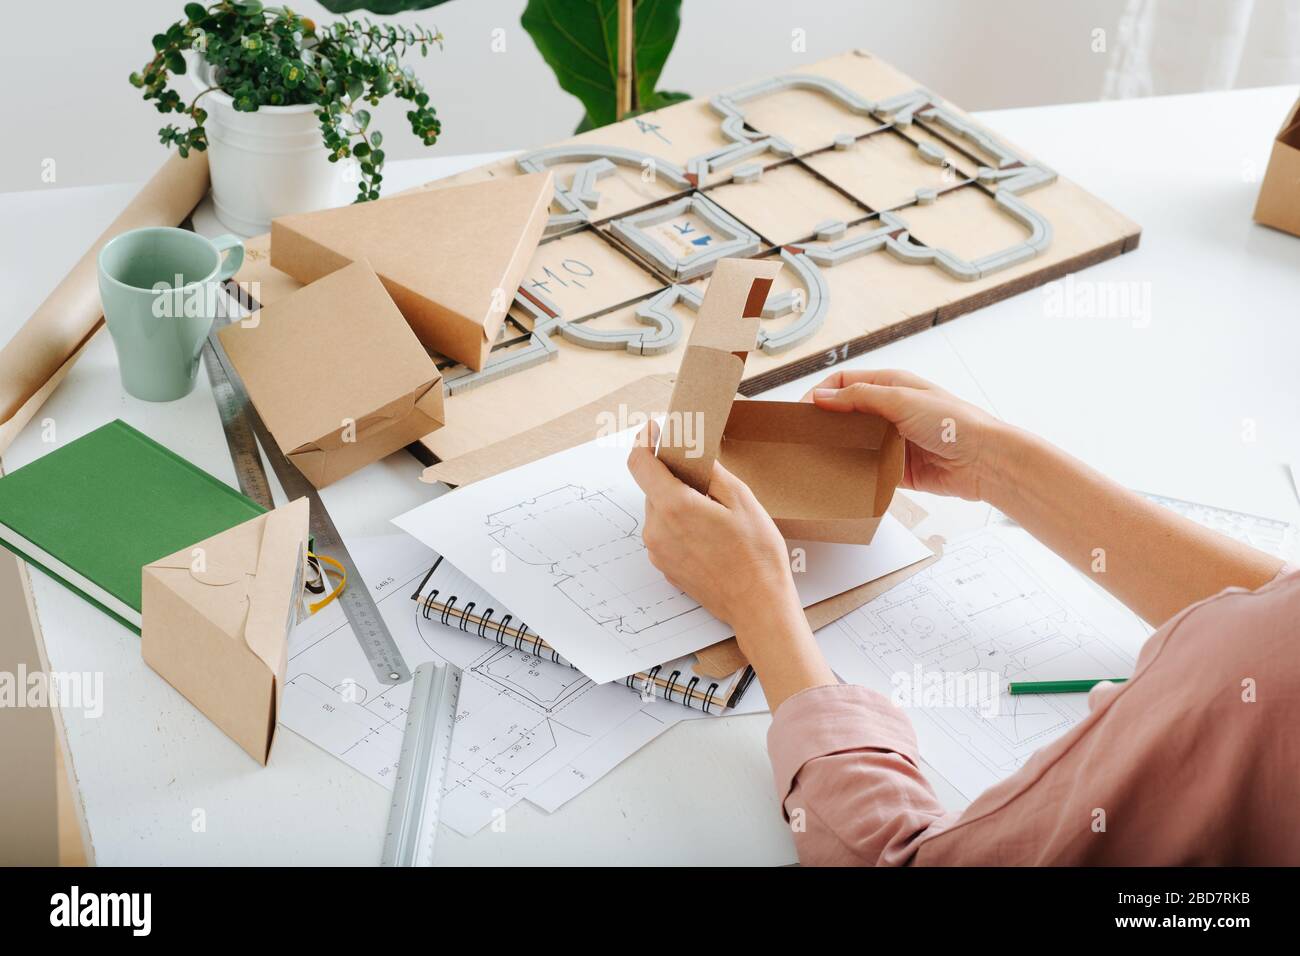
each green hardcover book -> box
[0,419,264,633]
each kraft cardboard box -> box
[219,260,446,488]
[1253,96,1300,237]
[141,498,309,765]
[719,399,904,544]
[658,257,904,544]
[270,171,554,370]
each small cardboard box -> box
[141,498,309,765]
[219,260,446,488]
[1253,96,1300,237]
[658,257,904,545]
[271,172,554,370]
[720,399,904,544]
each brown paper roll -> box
[0,151,211,452]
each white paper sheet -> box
[279,534,692,836]
[393,426,933,683]
[816,526,1151,803]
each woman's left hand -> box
[627,421,838,710]
[626,420,796,633]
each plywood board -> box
[705,162,869,244]
[803,131,966,212]
[230,49,1140,473]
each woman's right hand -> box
[806,368,1009,502]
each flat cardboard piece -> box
[141,498,309,765]
[1253,96,1300,237]
[219,260,445,489]
[421,373,677,487]
[271,171,554,370]
[658,257,904,544]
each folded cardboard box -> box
[141,498,309,765]
[658,257,903,544]
[270,172,554,370]
[1253,96,1300,237]
[219,260,446,488]
[719,399,903,544]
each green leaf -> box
[184,3,207,21]
[521,0,684,132]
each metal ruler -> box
[201,318,411,685]
[381,661,462,866]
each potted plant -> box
[132,1,444,234]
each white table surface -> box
[3,86,1298,866]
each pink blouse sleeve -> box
[766,683,956,866]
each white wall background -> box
[4,0,1299,193]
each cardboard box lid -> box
[218,260,444,456]
[271,171,554,361]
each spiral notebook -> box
[409,555,755,713]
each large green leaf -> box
[521,0,687,131]
[317,0,456,12]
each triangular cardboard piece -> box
[271,171,555,370]
[141,498,310,765]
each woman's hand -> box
[807,368,1008,502]
[627,421,837,710]
[627,420,795,629]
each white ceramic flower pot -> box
[194,63,349,235]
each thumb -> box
[812,382,906,421]
[706,460,758,511]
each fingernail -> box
[813,388,836,399]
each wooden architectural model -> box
[235,50,1140,469]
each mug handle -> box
[211,234,246,282]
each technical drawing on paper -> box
[486,483,699,646]
[818,527,1147,802]
[278,534,673,837]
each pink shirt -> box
[767,567,1299,865]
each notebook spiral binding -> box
[412,558,752,713]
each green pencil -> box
[1008,678,1128,695]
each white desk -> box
[3,87,1298,866]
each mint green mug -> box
[97,227,245,402]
